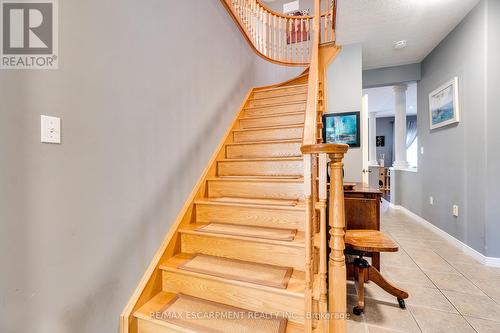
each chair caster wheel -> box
[353,306,364,315]
[398,298,406,309]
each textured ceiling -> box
[336,0,480,69]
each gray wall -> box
[396,0,492,255]
[485,0,500,257]
[0,1,302,332]
[262,0,317,14]
[363,63,421,88]
[326,43,363,182]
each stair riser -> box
[207,180,303,200]
[195,203,305,231]
[161,271,303,322]
[218,160,303,177]
[181,233,305,270]
[226,142,302,159]
[233,127,302,143]
[137,319,184,333]
[253,86,307,99]
[243,103,306,117]
[240,113,304,129]
[246,94,306,107]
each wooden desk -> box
[344,183,382,230]
[344,183,382,270]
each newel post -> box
[301,143,348,333]
[328,147,348,333]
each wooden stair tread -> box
[225,139,302,159]
[195,199,306,211]
[253,84,308,93]
[240,111,305,120]
[244,101,306,110]
[218,175,302,180]
[159,253,305,297]
[206,197,303,207]
[226,139,302,146]
[219,157,303,162]
[233,124,304,132]
[246,100,307,108]
[248,92,307,101]
[179,223,305,248]
[134,291,178,320]
[207,176,303,183]
[135,292,303,333]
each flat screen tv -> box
[322,112,360,147]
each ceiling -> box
[363,82,418,117]
[336,0,480,69]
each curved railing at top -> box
[221,0,337,66]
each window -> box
[407,137,418,168]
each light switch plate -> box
[421,147,424,155]
[453,205,459,217]
[429,196,434,205]
[41,115,61,144]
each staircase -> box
[122,1,349,332]
[129,80,311,333]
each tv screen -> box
[323,112,360,147]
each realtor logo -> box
[1,0,58,69]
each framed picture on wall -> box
[322,112,361,147]
[429,77,460,130]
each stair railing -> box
[320,0,337,44]
[221,0,337,66]
[301,1,346,332]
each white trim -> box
[390,204,500,267]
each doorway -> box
[362,82,418,200]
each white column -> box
[368,112,378,166]
[393,84,409,169]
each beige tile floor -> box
[346,202,500,333]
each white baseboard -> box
[389,204,500,268]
